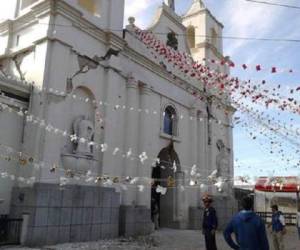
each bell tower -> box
[165,0,175,11]
[182,0,227,72]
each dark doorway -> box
[151,141,183,228]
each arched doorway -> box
[151,141,185,228]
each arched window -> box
[187,26,195,48]
[163,106,177,136]
[166,32,178,51]
[211,28,218,48]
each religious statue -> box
[72,116,95,156]
[215,139,230,179]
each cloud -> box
[124,0,161,28]
[0,1,15,21]
[220,0,285,57]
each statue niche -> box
[61,87,99,174]
[216,139,230,179]
[72,115,95,157]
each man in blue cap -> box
[202,194,218,250]
[224,196,269,250]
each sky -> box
[1,0,300,183]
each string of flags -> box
[203,57,297,74]
[1,139,297,192]
[0,142,233,192]
[0,24,299,186]
[132,27,300,115]
[0,81,233,128]
[1,87,299,180]
[0,100,235,176]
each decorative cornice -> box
[126,74,139,89]
[189,108,198,117]
[139,82,153,95]
[0,20,12,34]
[209,95,236,113]
[0,75,31,99]
[191,42,224,60]
[0,95,28,109]
[122,45,204,98]
[46,91,67,103]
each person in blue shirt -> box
[223,196,269,250]
[202,194,218,250]
[270,204,286,250]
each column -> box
[197,112,208,176]
[122,75,139,205]
[189,108,198,167]
[136,83,153,207]
[226,111,234,178]
[188,108,198,207]
[197,111,209,202]
[207,101,216,178]
[225,110,234,197]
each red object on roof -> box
[255,176,300,193]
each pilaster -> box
[189,108,198,167]
[122,74,139,205]
[136,82,153,207]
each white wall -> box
[0,98,25,214]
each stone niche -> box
[61,86,100,174]
[10,183,120,246]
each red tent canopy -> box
[255,176,300,193]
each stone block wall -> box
[119,205,153,237]
[212,196,238,230]
[189,206,203,230]
[10,183,120,246]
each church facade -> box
[0,0,236,246]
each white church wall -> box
[62,0,124,37]
[0,24,10,56]
[101,70,127,179]
[33,40,109,182]
[0,99,25,214]
[52,15,108,59]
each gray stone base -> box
[119,205,153,237]
[10,183,120,246]
[211,196,237,230]
[189,207,203,230]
